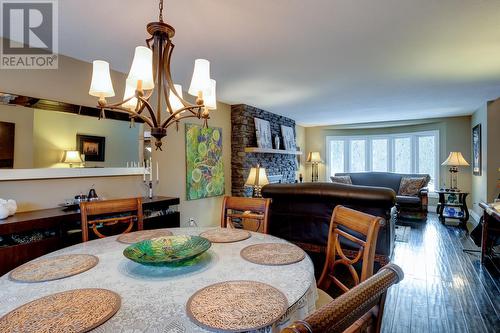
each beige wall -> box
[152,100,232,227]
[486,99,500,202]
[0,41,232,225]
[471,105,488,215]
[295,124,306,179]
[0,105,34,168]
[471,98,500,216]
[304,116,473,205]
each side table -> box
[436,190,469,225]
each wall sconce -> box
[307,152,322,182]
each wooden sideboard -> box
[0,196,180,275]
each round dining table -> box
[0,227,317,333]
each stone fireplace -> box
[231,104,298,197]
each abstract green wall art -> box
[185,124,225,200]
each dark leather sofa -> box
[261,183,396,276]
[334,172,430,220]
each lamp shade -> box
[188,59,211,97]
[204,79,217,110]
[63,150,82,164]
[307,151,322,163]
[123,78,138,110]
[89,60,115,98]
[245,166,269,187]
[169,84,184,112]
[441,152,469,166]
[127,46,154,90]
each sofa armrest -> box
[418,187,429,196]
[418,187,429,211]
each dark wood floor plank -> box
[444,226,500,331]
[382,213,499,333]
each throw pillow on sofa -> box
[398,177,426,196]
[331,175,352,185]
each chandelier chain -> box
[159,0,164,22]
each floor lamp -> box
[307,152,322,182]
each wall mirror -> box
[0,93,148,180]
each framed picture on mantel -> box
[254,118,272,149]
[281,125,296,151]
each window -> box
[326,131,439,191]
[371,139,388,172]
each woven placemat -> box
[9,254,99,283]
[0,288,120,333]
[241,243,306,265]
[187,280,288,332]
[199,228,251,243]
[117,229,173,244]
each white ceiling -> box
[15,1,500,125]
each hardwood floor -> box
[381,213,500,333]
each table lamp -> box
[62,150,83,168]
[307,152,322,182]
[245,165,269,197]
[441,152,469,190]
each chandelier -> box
[88,0,216,150]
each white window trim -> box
[325,130,440,191]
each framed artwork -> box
[77,134,105,162]
[281,125,296,151]
[254,118,272,149]
[0,121,15,168]
[185,124,225,200]
[472,124,481,176]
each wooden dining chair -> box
[80,197,143,242]
[281,263,404,333]
[220,196,271,233]
[316,205,384,307]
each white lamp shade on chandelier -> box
[123,79,139,110]
[89,60,115,98]
[441,152,470,167]
[127,46,155,90]
[188,59,211,96]
[204,79,217,110]
[169,84,184,112]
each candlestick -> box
[156,162,159,182]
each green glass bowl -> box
[123,235,211,266]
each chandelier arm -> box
[163,113,202,130]
[162,39,176,115]
[137,95,159,127]
[160,106,201,128]
[163,40,199,109]
[154,36,163,126]
[102,105,155,128]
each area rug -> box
[395,225,411,243]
